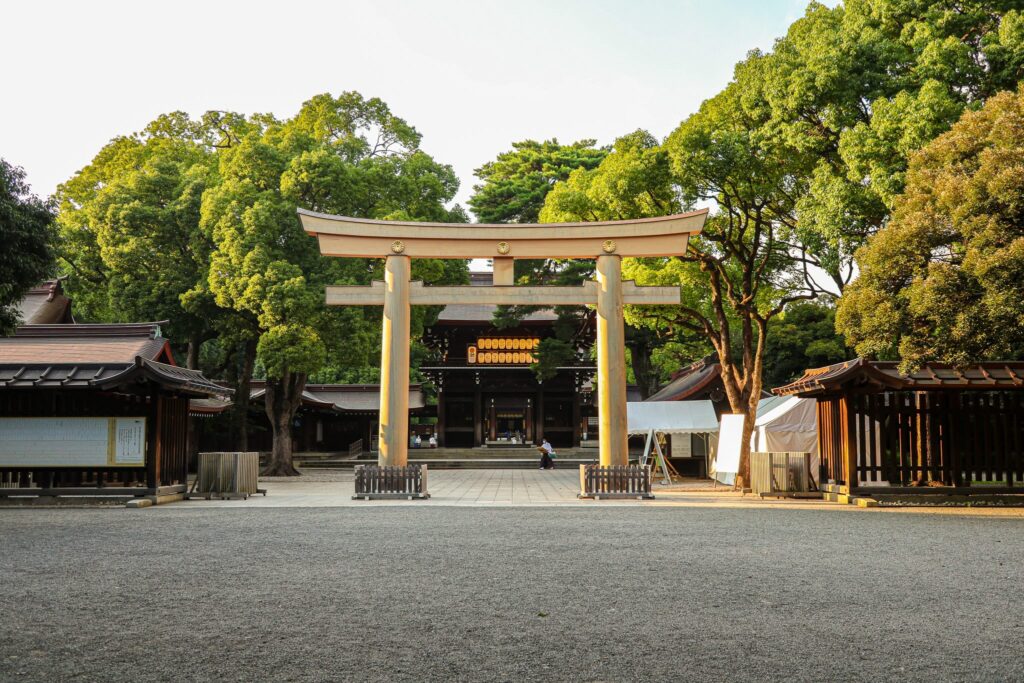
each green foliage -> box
[762,301,850,388]
[202,91,468,383]
[837,85,1024,369]
[728,0,1024,289]
[0,159,55,334]
[530,337,576,382]
[469,139,607,224]
[54,113,240,360]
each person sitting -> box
[428,434,437,448]
[537,438,556,469]
[413,434,422,449]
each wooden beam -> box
[325,280,681,307]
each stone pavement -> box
[174,469,1024,514]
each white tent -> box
[626,400,719,435]
[627,401,719,483]
[750,396,818,472]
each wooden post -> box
[596,254,628,467]
[378,255,411,467]
[473,388,482,446]
[488,399,497,441]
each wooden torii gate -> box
[299,208,708,471]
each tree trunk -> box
[262,368,306,477]
[186,335,201,370]
[232,339,257,452]
[627,336,658,399]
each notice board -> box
[0,417,146,467]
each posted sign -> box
[0,417,146,467]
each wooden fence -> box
[578,464,653,499]
[353,464,429,500]
[818,391,1024,492]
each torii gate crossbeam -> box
[299,208,708,469]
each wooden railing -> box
[353,464,429,500]
[348,439,364,458]
[578,464,653,499]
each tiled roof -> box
[0,357,229,397]
[646,355,721,402]
[774,358,1024,396]
[2,322,170,364]
[16,280,73,325]
[194,383,427,414]
[0,322,224,397]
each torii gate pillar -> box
[379,255,411,466]
[596,254,628,466]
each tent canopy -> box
[627,400,719,435]
[754,396,816,431]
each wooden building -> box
[0,323,228,497]
[775,358,1024,494]
[420,272,602,449]
[192,382,426,454]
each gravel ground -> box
[1,506,1023,682]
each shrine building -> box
[420,271,640,449]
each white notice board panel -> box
[714,413,746,485]
[0,417,146,467]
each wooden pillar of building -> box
[536,390,545,443]
[488,398,497,441]
[596,254,629,467]
[572,392,582,447]
[378,255,411,467]
[525,398,534,443]
[473,388,482,446]
[436,388,446,447]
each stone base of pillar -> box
[353,464,430,500]
[577,463,655,500]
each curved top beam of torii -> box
[298,207,708,259]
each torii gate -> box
[299,208,708,470]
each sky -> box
[3,0,823,210]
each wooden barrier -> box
[578,464,653,500]
[750,452,816,496]
[353,464,430,500]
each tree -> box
[203,92,467,476]
[469,139,607,224]
[0,159,55,334]
[731,1,1024,290]
[543,109,819,488]
[762,301,850,388]
[54,113,231,367]
[836,84,1024,369]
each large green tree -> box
[203,92,467,475]
[837,84,1024,369]
[734,0,1024,290]
[469,139,607,224]
[543,106,819,487]
[0,159,55,334]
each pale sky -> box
[4,0,824,210]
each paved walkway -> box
[176,469,1024,515]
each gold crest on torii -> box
[299,208,708,469]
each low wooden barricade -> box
[578,464,653,500]
[353,464,430,500]
[750,452,815,497]
[189,452,264,500]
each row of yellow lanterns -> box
[476,337,540,350]
[468,348,536,365]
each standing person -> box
[537,438,555,470]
